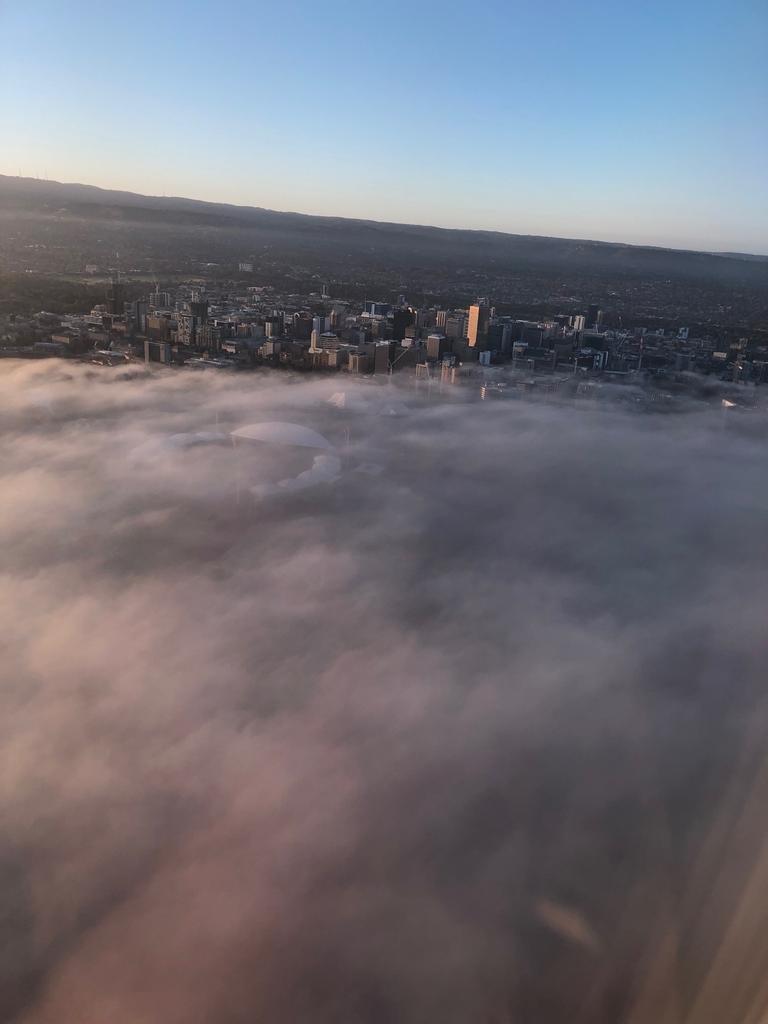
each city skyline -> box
[1,0,766,254]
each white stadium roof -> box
[230,422,335,450]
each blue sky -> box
[1,0,766,252]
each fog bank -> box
[2,360,767,1023]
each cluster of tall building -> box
[136,288,507,372]
[3,273,767,388]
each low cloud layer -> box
[2,360,768,1023]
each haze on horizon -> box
[1,0,766,255]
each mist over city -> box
[1,360,767,1022]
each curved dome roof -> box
[230,422,335,450]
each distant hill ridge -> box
[1,174,766,288]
